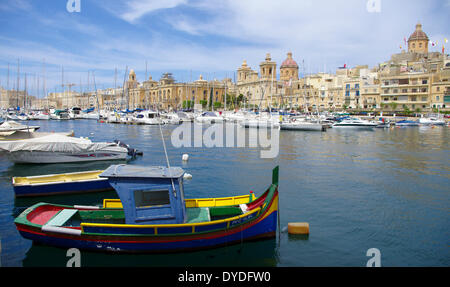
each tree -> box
[236,94,244,107]
[199,100,208,109]
[403,106,412,116]
[389,102,398,111]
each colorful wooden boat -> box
[15,164,279,253]
[13,170,113,197]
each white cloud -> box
[115,0,188,23]
[0,0,31,12]
[2,0,449,95]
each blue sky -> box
[0,0,449,98]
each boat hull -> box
[15,190,278,253]
[280,122,325,131]
[332,124,376,129]
[4,150,128,164]
[16,210,277,253]
[13,177,112,197]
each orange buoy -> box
[288,222,309,235]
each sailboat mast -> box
[114,67,117,110]
[16,58,20,109]
[24,73,27,112]
[6,62,9,109]
[43,59,48,111]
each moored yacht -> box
[0,134,138,164]
[133,111,165,125]
[195,112,224,124]
[332,118,378,129]
[418,117,445,126]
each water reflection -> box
[1,121,449,266]
[23,239,277,267]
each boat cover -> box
[0,121,40,132]
[0,134,118,153]
[100,165,184,179]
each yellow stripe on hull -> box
[103,193,257,209]
[83,191,278,234]
[81,207,262,232]
[13,170,105,186]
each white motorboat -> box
[133,111,165,125]
[0,130,74,141]
[195,112,224,124]
[30,112,51,120]
[69,107,83,119]
[0,134,133,164]
[332,118,378,129]
[106,111,122,124]
[162,112,183,125]
[50,110,70,120]
[240,117,280,128]
[176,111,194,122]
[418,117,445,126]
[82,112,100,120]
[280,120,326,131]
[0,121,40,136]
[223,111,247,122]
[7,114,19,121]
[17,114,30,121]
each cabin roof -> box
[100,165,184,179]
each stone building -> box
[280,52,299,82]
[408,23,429,54]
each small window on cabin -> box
[134,189,170,208]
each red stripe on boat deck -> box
[28,209,60,225]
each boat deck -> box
[40,206,245,228]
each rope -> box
[158,114,177,196]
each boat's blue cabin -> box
[100,165,186,225]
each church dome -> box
[408,23,429,42]
[280,52,298,69]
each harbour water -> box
[0,120,449,267]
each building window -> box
[437,87,440,92]
[436,96,440,101]
[422,79,428,84]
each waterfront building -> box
[0,87,35,110]
[124,71,230,111]
[280,52,299,82]
[408,22,429,54]
[430,59,450,109]
[236,55,279,109]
